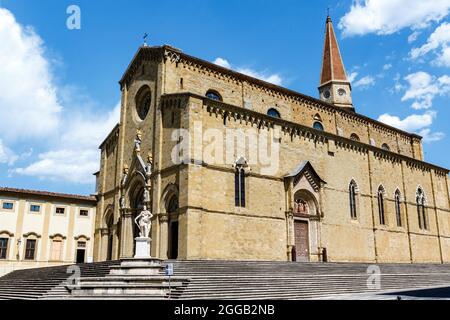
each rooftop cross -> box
[143,33,148,46]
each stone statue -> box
[121,165,129,187]
[134,129,142,152]
[145,153,153,176]
[134,205,153,238]
[119,195,125,209]
[143,188,150,204]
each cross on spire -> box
[143,33,148,46]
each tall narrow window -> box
[349,180,357,219]
[235,163,246,208]
[417,188,427,230]
[395,190,402,227]
[378,186,386,225]
[25,239,37,260]
[0,238,8,260]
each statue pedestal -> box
[134,237,151,259]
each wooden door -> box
[294,221,309,262]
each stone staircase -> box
[1,260,450,299]
[0,260,119,300]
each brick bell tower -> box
[318,15,354,111]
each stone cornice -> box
[160,92,448,175]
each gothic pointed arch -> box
[416,186,428,230]
[161,183,180,259]
[394,188,403,227]
[377,185,387,225]
[349,179,359,219]
[234,156,248,208]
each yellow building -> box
[93,16,450,264]
[0,187,96,276]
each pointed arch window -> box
[234,158,247,207]
[416,188,427,230]
[377,186,386,225]
[349,180,358,219]
[395,190,402,227]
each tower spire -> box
[319,15,354,111]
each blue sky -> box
[0,0,450,196]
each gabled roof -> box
[285,161,326,191]
[320,15,349,86]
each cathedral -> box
[93,16,450,264]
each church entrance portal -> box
[294,220,309,262]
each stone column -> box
[100,228,109,261]
[159,213,169,260]
[120,211,134,259]
[285,211,294,261]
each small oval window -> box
[350,133,360,141]
[267,108,281,118]
[381,143,390,151]
[313,121,324,131]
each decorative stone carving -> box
[134,205,153,238]
[134,129,142,152]
[119,195,125,209]
[145,153,153,177]
[121,165,129,187]
[143,188,151,205]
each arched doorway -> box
[292,190,317,262]
[106,213,114,261]
[129,183,145,255]
[167,195,179,259]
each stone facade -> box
[0,187,96,276]
[94,38,449,263]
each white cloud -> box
[377,112,435,132]
[339,0,450,37]
[408,31,421,43]
[353,75,375,89]
[348,71,358,83]
[14,103,120,184]
[418,128,445,142]
[213,57,231,69]
[0,8,62,141]
[410,22,450,66]
[0,139,18,165]
[401,71,450,109]
[392,73,405,92]
[382,63,392,71]
[213,57,283,85]
[378,111,444,143]
[0,8,120,185]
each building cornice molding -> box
[0,187,96,204]
[160,93,448,175]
